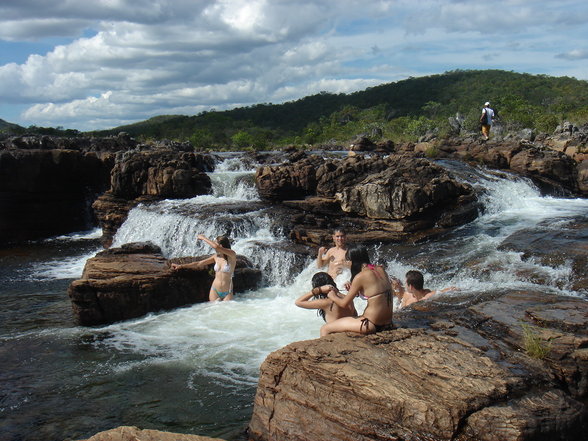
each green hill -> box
[5,70,588,148]
[0,118,25,134]
[89,69,588,149]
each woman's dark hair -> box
[311,272,336,296]
[216,235,231,260]
[346,246,371,281]
[216,235,231,249]
[311,272,336,322]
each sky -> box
[1,0,587,132]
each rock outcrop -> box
[68,242,261,326]
[248,290,588,441]
[77,425,224,441]
[0,148,113,244]
[255,153,479,246]
[0,132,138,152]
[93,150,215,246]
[417,138,584,196]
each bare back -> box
[354,265,393,326]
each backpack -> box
[480,110,488,125]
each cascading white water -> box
[101,157,588,391]
[397,161,588,298]
[3,154,587,441]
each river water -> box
[1,154,587,441]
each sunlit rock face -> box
[249,290,588,441]
[68,241,261,326]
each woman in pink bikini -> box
[320,246,393,336]
[171,234,237,301]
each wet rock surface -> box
[0,148,114,244]
[77,425,225,441]
[93,150,215,246]
[248,290,588,441]
[498,221,588,292]
[68,242,261,326]
[255,153,480,246]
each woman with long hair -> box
[320,246,393,336]
[295,272,357,323]
[171,234,237,301]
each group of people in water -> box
[171,228,456,337]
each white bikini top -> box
[214,261,231,273]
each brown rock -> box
[110,150,213,199]
[77,425,224,441]
[255,155,323,201]
[248,291,588,441]
[0,148,113,244]
[68,242,261,326]
[509,146,578,194]
[578,160,588,195]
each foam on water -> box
[2,156,587,440]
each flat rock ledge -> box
[248,291,588,441]
[68,242,262,326]
[76,425,224,441]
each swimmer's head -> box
[406,270,424,290]
[311,271,335,322]
[332,228,347,247]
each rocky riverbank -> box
[1,126,586,246]
[249,289,588,441]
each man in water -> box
[480,101,495,140]
[316,228,351,281]
[392,270,457,308]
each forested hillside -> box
[4,70,588,149]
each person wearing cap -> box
[480,101,495,140]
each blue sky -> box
[1,0,587,131]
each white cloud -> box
[0,0,587,131]
[556,49,588,60]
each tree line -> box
[3,70,588,150]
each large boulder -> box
[248,291,588,441]
[93,150,214,246]
[110,150,214,199]
[336,157,473,220]
[255,154,324,201]
[256,153,479,246]
[68,242,262,326]
[508,146,579,194]
[77,425,224,441]
[0,148,113,244]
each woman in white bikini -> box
[171,234,237,301]
[320,246,393,337]
[295,272,357,323]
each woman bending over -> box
[295,272,357,323]
[320,246,393,337]
[171,234,237,301]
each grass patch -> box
[521,323,552,360]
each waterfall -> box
[3,154,587,441]
[383,160,588,298]
[112,157,310,286]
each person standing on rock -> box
[320,246,393,337]
[392,270,457,308]
[295,272,357,323]
[171,234,237,301]
[480,101,495,140]
[316,229,351,285]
